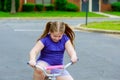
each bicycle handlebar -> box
[27,59,78,77]
[34,62,73,77]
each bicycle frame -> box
[35,62,73,80]
[27,62,74,80]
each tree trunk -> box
[10,0,16,14]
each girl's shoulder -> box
[41,34,49,40]
[63,34,69,38]
[62,34,70,42]
[39,34,50,43]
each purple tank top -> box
[37,34,69,65]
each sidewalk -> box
[74,12,120,35]
[93,12,120,18]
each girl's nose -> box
[55,37,60,41]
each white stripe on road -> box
[14,29,79,32]
[14,29,43,32]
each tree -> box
[10,0,16,14]
[0,0,5,11]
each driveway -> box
[0,18,120,80]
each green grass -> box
[81,21,120,31]
[0,11,105,18]
[104,11,120,16]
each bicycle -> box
[27,61,77,80]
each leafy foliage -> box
[45,4,54,11]
[111,2,120,11]
[65,2,79,12]
[5,0,19,12]
[55,0,67,11]
[22,3,35,12]
[35,4,44,11]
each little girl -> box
[29,21,78,80]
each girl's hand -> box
[28,60,36,68]
[71,56,78,64]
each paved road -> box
[0,18,120,80]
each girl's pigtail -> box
[37,22,51,41]
[64,23,75,46]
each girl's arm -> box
[65,40,78,63]
[29,41,44,66]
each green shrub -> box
[0,0,5,11]
[15,0,19,11]
[65,2,79,12]
[5,0,19,12]
[0,0,1,11]
[22,3,35,12]
[5,0,11,12]
[111,2,120,11]
[45,4,54,11]
[55,0,67,11]
[35,4,44,11]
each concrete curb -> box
[0,17,111,20]
[74,26,120,35]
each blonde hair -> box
[37,21,75,45]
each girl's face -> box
[50,32,63,42]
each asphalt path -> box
[0,18,120,80]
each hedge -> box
[35,4,44,11]
[22,3,35,12]
[111,2,120,11]
[55,0,67,11]
[65,2,79,12]
[45,4,54,11]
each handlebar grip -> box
[27,62,36,68]
[27,62,29,65]
[71,58,79,64]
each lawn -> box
[81,21,120,31]
[104,11,120,16]
[0,11,106,18]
